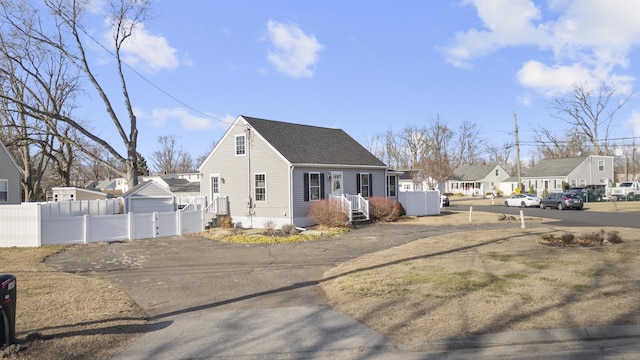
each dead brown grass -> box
[0,246,146,360]
[320,221,640,347]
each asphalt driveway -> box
[48,222,475,359]
[46,218,640,359]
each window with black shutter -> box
[304,172,325,201]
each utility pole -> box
[514,113,522,194]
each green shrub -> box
[308,199,349,227]
[542,188,549,198]
[369,197,403,222]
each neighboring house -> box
[199,115,395,228]
[522,155,614,196]
[122,181,177,213]
[0,141,22,204]
[141,174,202,208]
[446,163,510,196]
[500,177,521,196]
[398,170,441,192]
[93,177,129,196]
[50,187,108,201]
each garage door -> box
[129,197,175,213]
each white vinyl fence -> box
[0,204,204,247]
[30,198,122,217]
[398,190,441,216]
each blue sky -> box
[77,0,640,166]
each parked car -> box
[441,195,450,207]
[566,185,606,202]
[503,194,542,208]
[540,192,584,210]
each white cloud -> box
[516,60,594,96]
[627,109,640,138]
[265,20,325,78]
[443,0,546,68]
[444,0,640,96]
[104,20,180,73]
[145,108,231,131]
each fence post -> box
[153,212,159,238]
[176,211,182,236]
[36,204,43,247]
[83,214,89,244]
[128,212,134,240]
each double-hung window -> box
[0,179,7,202]
[598,160,605,171]
[309,173,321,201]
[387,176,396,197]
[235,135,246,156]
[255,174,266,201]
[359,173,370,197]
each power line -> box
[75,3,232,126]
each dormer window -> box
[235,135,246,156]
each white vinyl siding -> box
[200,118,290,224]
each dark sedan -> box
[540,192,584,210]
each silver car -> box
[540,192,584,210]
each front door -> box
[331,171,343,197]
[210,175,221,212]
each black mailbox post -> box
[0,275,16,348]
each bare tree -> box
[420,115,455,183]
[151,135,194,174]
[0,27,82,199]
[455,120,485,166]
[487,142,514,174]
[533,127,591,159]
[195,141,216,168]
[551,82,632,156]
[0,0,153,188]
[399,124,428,169]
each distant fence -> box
[0,204,204,247]
[398,190,441,216]
[25,198,123,218]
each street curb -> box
[402,325,640,352]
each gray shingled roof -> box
[242,116,387,167]
[524,157,587,177]
[450,164,498,181]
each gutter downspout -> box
[289,165,294,226]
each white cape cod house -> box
[198,115,397,228]
[445,163,509,196]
